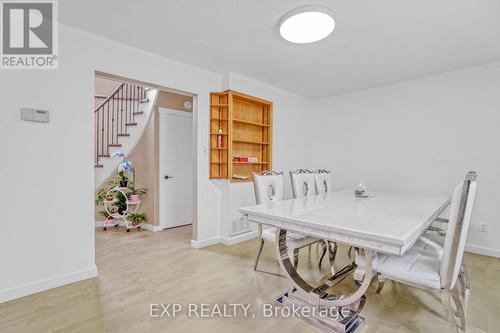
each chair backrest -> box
[440,172,477,290]
[252,171,284,204]
[313,170,333,194]
[290,169,316,198]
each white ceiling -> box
[60,0,500,99]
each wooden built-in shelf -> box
[209,90,272,182]
[233,119,270,127]
[233,162,269,165]
[233,139,269,145]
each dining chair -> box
[290,169,338,273]
[369,172,477,332]
[290,169,316,198]
[252,171,321,271]
[313,169,333,194]
[412,190,474,293]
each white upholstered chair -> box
[290,169,316,198]
[290,169,338,273]
[313,170,333,194]
[252,171,321,271]
[369,172,477,332]
[413,224,471,292]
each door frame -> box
[158,107,195,230]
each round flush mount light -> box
[279,5,335,44]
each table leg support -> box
[275,229,373,333]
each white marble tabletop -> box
[240,190,450,256]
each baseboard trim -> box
[220,230,259,246]
[465,244,500,258]
[191,237,220,249]
[141,223,164,232]
[95,221,163,232]
[0,266,97,304]
[191,230,259,249]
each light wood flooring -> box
[1,226,499,332]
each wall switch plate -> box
[21,108,50,123]
[480,222,488,233]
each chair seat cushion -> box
[374,249,443,290]
[412,235,444,258]
[261,228,318,248]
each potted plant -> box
[128,213,146,226]
[127,184,147,203]
[115,192,128,215]
[112,151,134,188]
[96,178,118,206]
[99,209,119,231]
[118,171,129,188]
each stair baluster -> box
[94,82,148,167]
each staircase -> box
[94,82,158,188]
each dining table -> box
[239,189,450,333]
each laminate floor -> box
[1,226,499,333]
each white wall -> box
[219,73,311,239]
[3,20,499,304]
[0,24,221,303]
[308,62,500,257]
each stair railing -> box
[94,82,147,167]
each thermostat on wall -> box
[21,108,50,123]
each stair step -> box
[94,163,104,168]
[98,154,110,158]
[125,122,137,126]
[108,144,122,147]
[132,111,144,116]
[117,133,130,137]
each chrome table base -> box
[275,229,373,333]
[276,288,364,333]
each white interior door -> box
[160,108,193,229]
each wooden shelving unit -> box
[209,90,272,182]
[209,93,229,179]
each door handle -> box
[164,175,174,180]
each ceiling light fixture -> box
[279,5,335,44]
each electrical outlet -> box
[479,222,488,233]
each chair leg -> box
[293,248,299,269]
[461,263,471,290]
[318,240,327,269]
[253,238,265,271]
[441,290,460,333]
[328,241,337,275]
[376,275,386,294]
[451,287,466,331]
[457,275,466,300]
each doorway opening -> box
[93,72,198,240]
